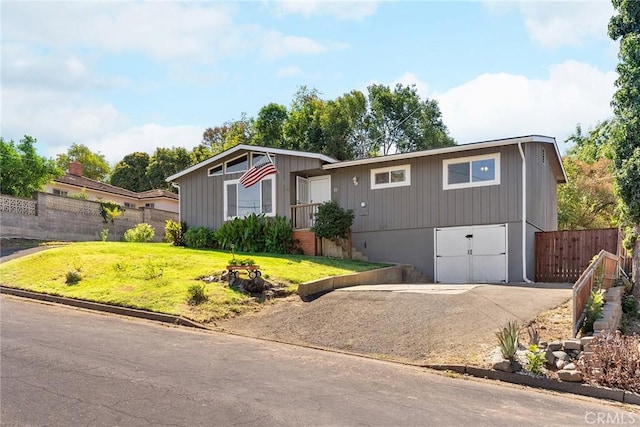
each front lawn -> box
[0,242,388,323]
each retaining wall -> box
[297,265,404,298]
[1,193,177,242]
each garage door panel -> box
[471,225,506,255]
[435,228,469,257]
[471,255,506,283]
[436,257,470,283]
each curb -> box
[0,286,207,330]
[426,364,640,406]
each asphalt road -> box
[1,296,637,427]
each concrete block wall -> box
[593,286,624,336]
[0,193,177,243]
[297,265,404,298]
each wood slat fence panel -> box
[535,228,620,282]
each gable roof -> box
[323,135,567,183]
[166,144,338,182]
[55,174,178,200]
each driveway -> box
[218,282,573,365]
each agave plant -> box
[496,320,520,361]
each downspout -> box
[517,143,534,284]
[171,182,181,223]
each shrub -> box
[124,223,155,243]
[100,228,109,242]
[65,270,82,285]
[622,295,639,317]
[184,226,216,249]
[311,200,354,240]
[496,320,520,361]
[165,219,187,246]
[229,257,255,266]
[187,283,207,305]
[99,200,122,224]
[216,213,293,254]
[525,344,546,375]
[578,332,640,393]
[582,289,605,334]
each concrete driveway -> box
[219,282,573,365]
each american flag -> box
[239,154,277,188]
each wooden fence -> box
[535,228,621,282]
[572,250,618,336]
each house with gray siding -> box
[167,135,566,284]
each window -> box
[370,164,411,189]
[443,153,500,190]
[145,203,155,208]
[208,164,223,177]
[224,175,275,219]
[124,202,136,208]
[225,154,248,174]
[52,189,68,196]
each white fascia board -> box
[166,144,338,182]
[323,135,560,170]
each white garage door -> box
[435,224,507,283]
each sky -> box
[1,0,617,165]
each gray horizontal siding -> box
[331,145,523,233]
[175,150,324,229]
[526,143,558,232]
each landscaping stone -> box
[545,349,556,365]
[555,359,567,370]
[547,341,562,351]
[562,339,582,351]
[552,350,570,361]
[491,353,521,373]
[563,362,576,371]
[557,370,583,382]
[538,341,548,348]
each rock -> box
[493,359,522,373]
[538,341,548,349]
[547,341,562,351]
[556,359,567,370]
[545,349,556,365]
[552,350,570,361]
[558,370,583,382]
[564,362,576,370]
[563,339,582,351]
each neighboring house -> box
[44,162,179,213]
[166,136,567,283]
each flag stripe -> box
[239,155,277,188]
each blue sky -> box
[1,0,616,164]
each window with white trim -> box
[52,189,68,196]
[370,164,411,189]
[208,164,223,176]
[225,154,248,174]
[124,202,136,208]
[443,153,500,190]
[224,175,275,219]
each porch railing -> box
[572,249,619,337]
[290,203,321,229]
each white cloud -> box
[274,0,378,21]
[486,1,614,48]
[391,72,430,98]
[84,125,204,165]
[261,31,330,60]
[277,66,304,78]
[430,61,616,145]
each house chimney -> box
[69,161,83,176]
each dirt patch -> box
[520,299,573,344]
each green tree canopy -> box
[0,135,63,197]
[110,152,151,192]
[254,103,288,148]
[147,147,192,191]
[55,143,111,182]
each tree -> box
[283,86,325,152]
[254,103,288,148]
[0,136,63,197]
[367,83,454,156]
[55,143,111,182]
[200,113,255,156]
[147,147,192,191]
[609,0,640,290]
[566,120,615,163]
[110,152,151,192]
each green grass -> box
[0,242,388,323]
